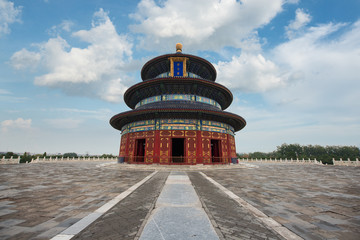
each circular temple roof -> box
[141,53,217,81]
[110,44,246,133]
[124,78,233,110]
[109,104,246,132]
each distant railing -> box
[2,156,358,166]
[0,156,20,164]
[239,158,360,166]
[332,158,359,166]
[238,158,323,164]
[0,156,117,164]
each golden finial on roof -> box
[176,43,183,53]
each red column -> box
[124,133,130,162]
[196,130,203,164]
[154,130,160,163]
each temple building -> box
[110,44,246,164]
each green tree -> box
[249,152,268,159]
[63,152,78,158]
[276,144,303,159]
[101,154,115,158]
[238,144,360,165]
[20,152,32,163]
[5,152,18,158]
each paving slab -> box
[139,172,219,240]
[202,164,360,240]
[0,162,153,240]
[1,162,359,239]
[188,171,284,240]
[73,171,169,240]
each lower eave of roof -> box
[109,108,246,132]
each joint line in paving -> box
[50,171,158,240]
[199,172,304,240]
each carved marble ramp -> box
[139,172,219,240]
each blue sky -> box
[1,0,360,155]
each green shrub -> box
[20,155,32,163]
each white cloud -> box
[10,9,133,103]
[217,18,360,153]
[215,18,360,115]
[0,0,22,37]
[268,20,360,115]
[130,0,286,51]
[47,20,74,36]
[1,118,32,132]
[10,48,41,70]
[215,53,286,92]
[285,8,311,39]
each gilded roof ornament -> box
[176,43,183,53]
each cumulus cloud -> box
[1,118,31,132]
[215,53,286,92]
[130,0,286,51]
[0,0,22,37]
[47,20,74,36]
[10,48,42,70]
[285,8,311,39]
[214,8,360,116]
[10,8,133,102]
[270,20,360,105]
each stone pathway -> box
[139,172,219,240]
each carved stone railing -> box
[0,156,117,164]
[332,158,359,166]
[238,158,322,164]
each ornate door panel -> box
[119,134,127,157]
[202,138,211,164]
[159,136,170,164]
[186,135,196,164]
[221,139,228,163]
[145,137,154,163]
[229,135,236,157]
[128,134,135,162]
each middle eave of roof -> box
[124,78,233,110]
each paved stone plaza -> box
[0,162,359,239]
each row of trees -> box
[0,152,116,163]
[237,144,360,164]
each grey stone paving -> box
[0,162,152,240]
[72,171,169,240]
[0,162,359,240]
[139,172,219,240]
[202,164,360,240]
[189,172,284,240]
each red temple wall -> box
[119,130,237,164]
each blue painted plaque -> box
[174,61,183,76]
